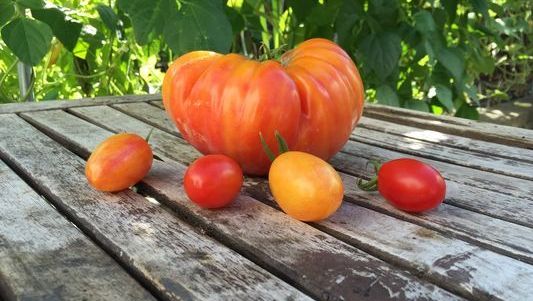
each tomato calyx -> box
[145,128,155,143]
[257,44,289,61]
[357,160,382,191]
[259,131,289,162]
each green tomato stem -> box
[259,132,276,162]
[275,130,289,153]
[145,128,154,143]
[357,159,383,192]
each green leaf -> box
[224,6,244,36]
[286,0,317,22]
[163,0,232,55]
[16,0,43,9]
[1,18,52,65]
[441,0,458,22]
[455,103,479,120]
[435,84,454,112]
[433,8,447,30]
[369,0,399,27]
[31,8,82,51]
[307,0,343,27]
[437,48,464,82]
[376,85,400,107]
[0,0,15,27]
[470,0,489,17]
[335,0,363,48]
[118,0,176,45]
[472,51,495,75]
[414,10,436,34]
[360,32,402,80]
[405,100,429,112]
[96,5,119,32]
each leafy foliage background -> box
[0,0,531,120]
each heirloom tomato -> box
[269,151,344,221]
[183,155,243,209]
[85,133,153,192]
[162,38,364,175]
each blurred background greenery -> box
[0,0,531,125]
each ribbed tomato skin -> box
[162,39,364,175]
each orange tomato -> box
[162,38,364,175]
[268,151,344,221]
[85,133,153,192]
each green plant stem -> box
[357,177,378,191]
[20,73,35,102]
[62,71,108,79]
[0,59,19,89]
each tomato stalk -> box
[145,128,155,143]
[259,130,289,162]
[357,160,382,192]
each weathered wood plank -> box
[351,126,533,180]
[362,104,533,149]
[22,111,464,301]
[0,114,312,301]
[0,161,155,301]
[339,141,533,201]
[357,116,533,164]
[112,102,179,136]
[146,101,533,199]
[113,102,533,229]
[149,99,533,149]
[243,178,533,301]
[0,94,159,114]
[61,105,533,297]
[334,163,533,263]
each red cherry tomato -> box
[377,158,446,212]
[359,158,446,212]
[184,155,243,209]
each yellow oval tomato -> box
[85,133,153,192]
[268,151,344,221]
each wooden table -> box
[1,95,532,301]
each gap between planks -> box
[0,160,156,301]
[18,110,467,300]
[25,107,533,301]
[117,102,533,229]
[0,114,312,301]
[355,116,533,164]
[0,94,161,114]
[148,100,533,199]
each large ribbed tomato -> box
[162,38,364,175]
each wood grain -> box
[352,125,533,180]
[22,110,464,300]
[243,178,533,301]
[357,116,533,164]
[149,99,533,149]
[362,104,533,149]
[113,102,533,229]
[147,100,533,200]
[0,161,155,301]
[0,94,160,114]
[0,114,311,301]
[53,106,533,299]
[339,141,533,202]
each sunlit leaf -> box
[1,18,53,65]
[360,32,401,80]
